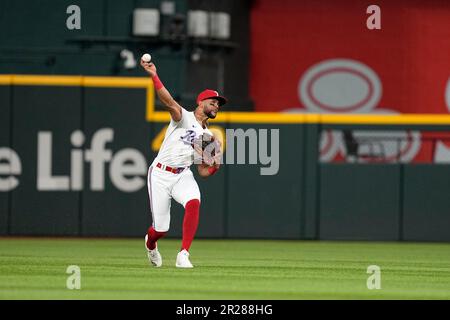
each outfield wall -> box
[1,76,450,241]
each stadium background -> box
[1,0,450,243]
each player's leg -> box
[172,170,201,268]
[145,166,172,267]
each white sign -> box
[0,128,148,193]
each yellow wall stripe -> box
[0,75,151,87]
[215,112,306,123]
[2,74,450,125]
[0,75,12,84]
[145,82,155,120]
[12,75,83,86]
[320,114,450,125]
[147,111,170,122]
[148,111,450,124]
[83,76,150,88]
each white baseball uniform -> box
[147,107,213,232]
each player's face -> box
[203,99,220,119]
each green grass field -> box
[0,238,449,299]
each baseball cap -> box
[196,89,227,106]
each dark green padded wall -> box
[403,165,450,241]
[226,124,303,239]
[81,87,151,236]
[302,124,320,239]
[319,164,401,240]
[10,86,82,235]
[0,86,11,234]
[2,83,450,241]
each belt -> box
[156,162,185,174]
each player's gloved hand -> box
[202,151,215,166]
[211,140,222,165]
[193,133,220,166]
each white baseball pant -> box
[147,164,201,232]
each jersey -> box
[154,107,213,168]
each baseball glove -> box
[193,133,220,165]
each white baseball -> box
[141,53,151,62]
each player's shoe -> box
[175,249,194,268]
[144,234,162,267]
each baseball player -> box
[140,58,225,268]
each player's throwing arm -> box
[140,56,182,121]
